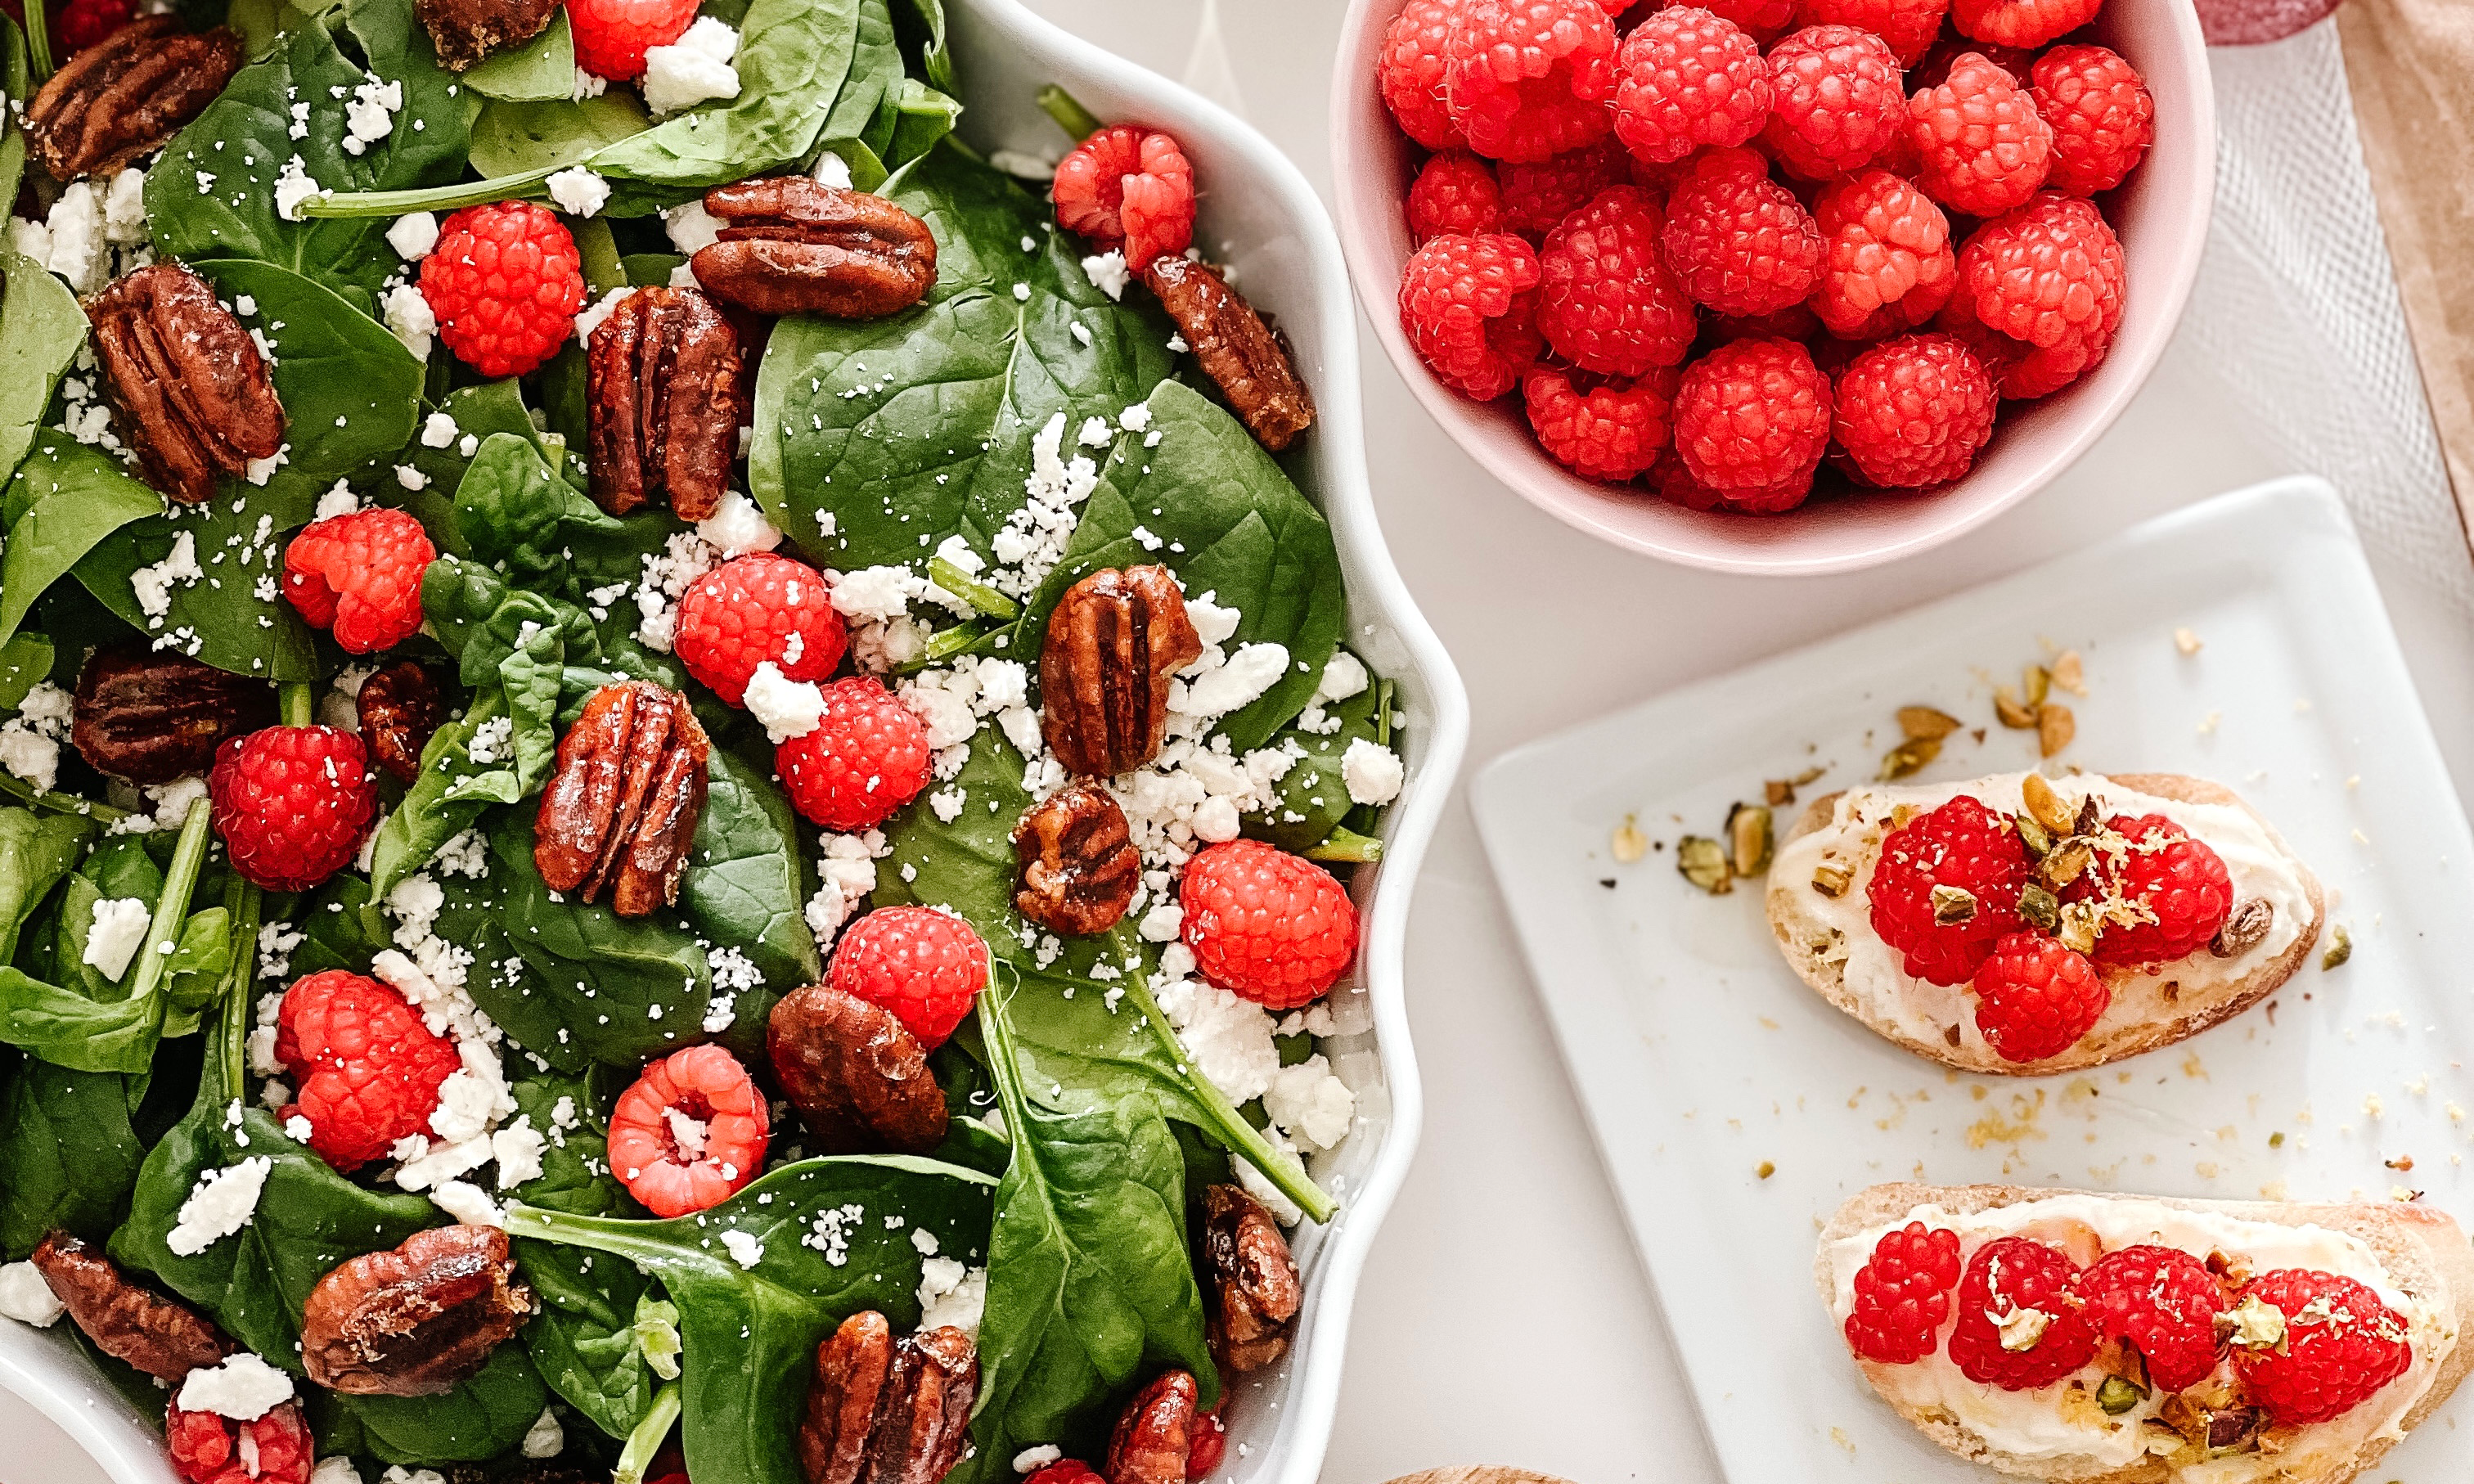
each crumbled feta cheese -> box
[720,1229,765,1268]
[177,1353,295,1420]
[1014,1446,1064,1474]
[0,1261,65,1326]
[341,78,402,155]
[545,166,610,218]
[632,529,721,652]
[419,411,459,448]
[804,830,886,940]
[1184,593,1241,648]
[314,480,361,520]
[167,1158,272,1255]
[744,661,825,742]
[273,155,326,222]
[1151,977,1279,1104]
[383,281,437,361]
[1316,650,1369,704]
[662,199,725,255]
[696,489,783,557]
[915,1257,986,1337]
[133,531,202,622]
[310,1459,364,1484]
[101,168,147,245]
[285,1114,313,1142]
[574,285,635,343]
[1178,641,1289,721]
[641,17,741,115]
[1264,1054,1356,1151]
[40,182,106,293]
[812,151,852,189]
[492,1117,547,1189]
[1118,402,1153,434]
[1082,250,1129,300]
[520,1408,564,1460]
[573,66,608,101]
[429,1179,506,1227]
[387,211,439,260]
[1341,737,1404,806]
[81,896,152,982]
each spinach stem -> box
[118,798,215,1052]
[1306,827,1383,866]
[899,621,993,672]
[280,681,315,730]
[23,2,51,83]
[926,557,1019,621]
[1034,84,1102,144]
[613,1379,681,1484]
[0,771,128,821]
[295,166,560,218]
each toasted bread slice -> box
[1816,1184,2474,1484]
[1767,773,2326,1075]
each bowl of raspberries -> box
[1332,0,2213,573]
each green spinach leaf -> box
[0,249,85,489]
[0,433,163,653]
[72,479,321,683]
[466,91,652,178]
[680,744,820,1010]
[463,8,574,101]
[0,1058,146,1259]
[1243,670,1380,853]
[0,806,92,960]
[191,257,427,492]
[452,430,619,583]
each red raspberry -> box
[1609,7,1773,167]
[776,675,933,831]
[1181,839,1360,1010]
[1829,332,1995,488]
[1909,52,2053,218]
[2067,813,2234,966]
[1867,794,2027,985]
[1496,141,1631,237]
[1952,0,2101,47]
[209,726,378,892]
[2233,1270,2414,1425]
[1954,193,2123,353]
[1969,933,2107,1062]
[1845,1221,1963,1363]
[420,201,584,379]
[1671,336,1831,497]
[830,905,990,1048]
[566,0,696,78]
[274,969,461,1172]
[609,1045,769,1217]
[1793,0,1948,65]
[1914,33,2034,89]
[1810,170,1954,340]
[1399,232,1545,400]
[2078,1245,2228,1392]
[1523,365,1676,481]
[672,553,848,708]
[167,1398,313,1484]
[1406,151,1505,244]
[1947,1237,2099,1389]
[1052,124,1196,269]
[1661,146,1821,316]
[1442,0,1619,163]
[52,0,135,54]
[281,508,435,654]
[2031,46,2154,197]
[1936,289,2111,399]
[1648,449,1725,510]
[1656,0,1796,45]
[1536,187,1698,376]
[1761,25,1906,182]
[1377,0,1464,151]
[1024,1465,1105,1484]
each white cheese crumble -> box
[101,168,147,245]
[309,1459,364,1484]
[1341,737,1404,806]
[812,151,853,189]
[419,410,459,447]
[1013,1446,1064,1474]
[341,78,403,155]
[805,830,888,940]
[641,16,741,115]
[1263,1054,1356,1151]
[1316,650,1369,704]
[1178,641,1289,719]
[382,281,437,362]
[720,1228,765,1268]
[1151,974,1280,1104]
[0,1261,65,1327]
[81,896,152,982]
[176,1353,295,1420]
[545,166,610,218]
[166,1156,272,1255]
[744,661,825,742]
[387,211,439,260]
[273,155,326,222]
[915,1257,986,1337]
[696,489,782,556]
[574,284,635,344]
[133,531,203,623]
[1082,250,1129,300]
[662,199,724,255]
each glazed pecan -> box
[300,1225,535,1396]
[1012,781,1138,935]
[533,681,709,917]
[1039,566,1202,778]
[1199,1185,1301,1374]
[26,17,242,181]
[797,1311,978,1484]
[1141,256,1315,452]
[768,982,950,1155]
[29,1230,232,1382]
[586,286,744,522]
[691,178,938,319]
[1108,1369,1201,1484]
[86,262,286,506]
[70,645,275,784]
[357,661,449,785]
[416,0,559,70]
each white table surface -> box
[1019,4,2474,1482]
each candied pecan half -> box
[691,178,938,319]
[1108,1369,1201,1484]
[70,645,276,785]
[1199,1184,1301,1374]
[585,287,744,522]
[768,983,950,1156]
[29,1230,232,1382]
[1039,565,1202,778]
[300,1225,535,1396]
[416,0,559,70]
[86,262,286,506]
[357,661,449,785]
[797,1311,978,1484]
[533,681,709,917]
[1141,256,1315,452]
[1012,781,1139,935]
[26,17,243,181]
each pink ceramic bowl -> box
[1330,0,2215,575]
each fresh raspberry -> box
[1399,232,1545,400]
[1181,839,1360,1010]
[566,0,696,78]
[167,1399,313,1484]
[1442,0,1619,163]
[1951,0,2101,47]
[2078,1245,2228,1392]
[776,675,934,831]
[1793,0,1948,65]
[2031,46,2154,197]
[1947,1236,2099,1389]
[1656,0,1797,46]
[420,201,585,379]
[281,508,435,654]
[830,905,990,1048]
[609,1045,769,1217]
[1023,1464,1106,1484]
[2233,1269,2415,1425]
[52,0,135,53]
[1810,169,1954,340]
[1377,0,1464,151]
[1936,289,2111,399]
[672,553,848,708]
[1914,33,2034,88]
[273,969,461,1171]
[1845,1221,1963,1363]
[1523,365,1676,481]
[2067,814,2234,967]
[1660,146,1821,315]
[1954,193,2123,353]
[1909,52,2053,217]
[1867,794,2027,985]
[1406,151,1506,244]
[1536,187,1698,376]
[1761,25,1906,182]
[1052,124,1196,269]
[1671,337,1831,497]
[1969,933,2107,1062]
[1829,332,1995,487]
[209,726,378,893]
[1647,449,1725,510]
[1496,141,1632,237]
[1608,7,1773,166]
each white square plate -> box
[1471,478,2474,1482]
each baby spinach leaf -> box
[463,8,573,101]
[888,0,951,92]
[191,257,426,488]
[0,806,92,961]
[466,91,652,178]
[0,250,86,488]
[1243,674,1381,854]
[73,485,321,684]
[394,377,578,556]
[505,1154,996,1484]
[0,21,26,210]
[52,834,165,1001]
[0,433,164,652]
[315,1344,551,1464]
[0,1057,145,1259]
[679,745,821,1010]
[366,689,509,906]
[452,431,620,583]
[0,633,48,708]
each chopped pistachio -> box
[1612,816,1648,864]
[2018,883,2060,933]
[1728,803,1774,876]
[2051,650,2086,696]
[1811,864,1852,898]
[1677,836,1733,894]
[2057,901,2100,955]
[1993,686,2038,730]
[2020,771,2074,836]
[2098,1375,2149,1416]
[2042,839,2094,888]
[1931,884,1979,924]
[2321,924,2352,970]
[1897,705,1963,741]
[2037,702,2076,758]
[1879,735,1941,780]
[2017,815,2053,858]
